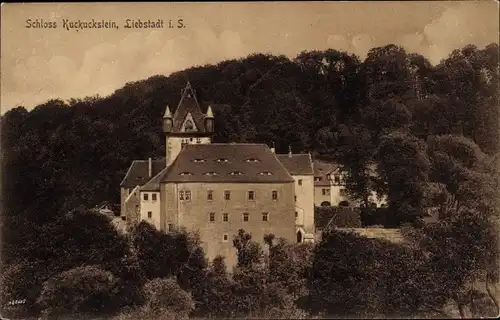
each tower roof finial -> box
[163,105,172,118]
[206,105,214,118]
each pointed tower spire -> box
[163,105,172,118]
[204,105,215,133]
[206,105,214,118]
[163,105,173,133]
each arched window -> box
[184,119,194,132]
[297,230,303,243]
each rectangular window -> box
[179,191,184,200]
[209,212,215,222]
[152,193,157,201]
[294,195,297,202]
[143,193,149,201]
[168,223,174,232]
[298,179,302,185]
[147,211,152,218]
[185,190,191,201]
[225,191,231,200]
[243,213,249,222]
[334,175,341,184]
[223,234,229,242]
[248,191,255,200]
[223,213,228,222]
[207,190,213,201]
[272,190,278,200]
[295,211,298,218]
[262,212,268,222]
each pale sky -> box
[1,1,498,114]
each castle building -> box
[313,160,387,208]
[120,81,314,267]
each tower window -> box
[298,179,303,185]
[209,212,215,222]
[294,195,297,202]
[185,190,191,200]
[207,190,213,200]
[272,190,278,201]
[168,223,174,232]
[262,212,268,222]
[223,213,228,222]
[225,191,231,200]
[147,211,152,218]
[243,213,249,222]
[295,211,298,218]
[222,234,229,242]
[248,191,255,200]
[179,191,184,200]
[184,120,194,132]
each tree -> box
[376,131,431,225]
[192,256,236,318]
[36,265,118,318]
[130,221,190,280]
[142,278,195,318]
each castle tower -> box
[163,81,215,167]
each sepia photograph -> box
[1,1,499,319]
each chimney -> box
[288,145,292,158]
[270,141,275,154]
[148,158,152,178]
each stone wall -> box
[316,227,405,244]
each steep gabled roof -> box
[120,158,166,188]
[276,153,314,175]
[313,160,340,186]
[172,81,208,133]
[141,167,169,191]
[160,143,294,183]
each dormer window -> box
[193,159,205,163]
[205,172,219,176]
[259,171,273,176]
[246,158,260,163]
[229,171,243,175]
[180,172,193,176]
[216,158,229,163]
